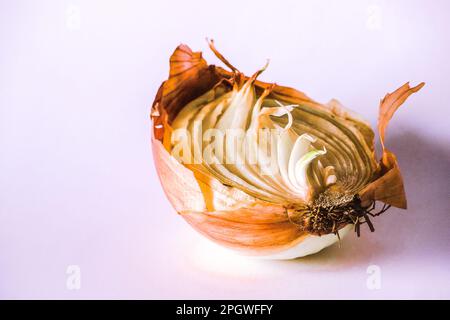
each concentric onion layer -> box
[168,76,378,205]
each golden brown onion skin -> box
[150,44,424,256]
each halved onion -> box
[151,41,424,259]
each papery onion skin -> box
[151,43,424,259]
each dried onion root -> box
[150,41,424,259]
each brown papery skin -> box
[150,43,424,255]
[359,82,425,209]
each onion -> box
[150,41,424,259]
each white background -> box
[1,0,449,299]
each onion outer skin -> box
[150,43,424,259]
